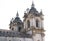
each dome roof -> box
[29,7,38,13]
[13,17,22,23]
[10,11,23,24]
[29,2,38,14]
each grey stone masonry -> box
[0,29,32,38]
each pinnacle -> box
[16,11,19,17]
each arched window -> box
[18,27,21,32]
[36,20,39,27]
[37,40,40,41]
[27,20,30,28]
[12,28,14,30]
[9,40,11,41]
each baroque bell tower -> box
[9,11,23,32]
[23,2,45,41]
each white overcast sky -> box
[0,0,60,41]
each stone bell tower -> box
[23,2,45,41]
[9,11,23,32]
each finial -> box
[16,11,19,17]
[10,18,14,23]
[26,8,29,13]
[11,18,14,22]
[40,9,43,15]
[31,0,34,7]
[41,9,42,12]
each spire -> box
[28,1,38,14]
[40,10,43,15]
[11,18,14,22]
[40,10,42,13]
[16,11,19,17]
[31,1,35,7]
